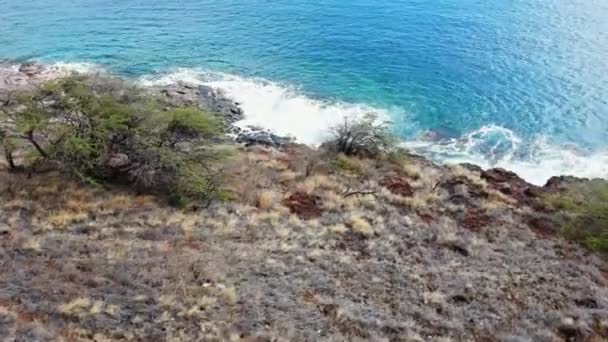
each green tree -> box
[0,76,227,207]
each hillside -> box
[0,63,607,341]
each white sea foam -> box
[47,62,105,76]
[403,125,608,185]
[141,68,608,185]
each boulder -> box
[107,153,130,168]
[236,127,293,148]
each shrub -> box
[544,180,608,252]
[326,113,397,157]
[0,76,226,207]
[334,153,363,175]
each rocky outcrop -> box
[0,62,61,95]
[479,167,544,207]
[156,84,295,148]
[544,175,588,191]
[157,83,244,124]
[235,127,294,148]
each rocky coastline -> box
[1,61,596,189]
[1,62,296,149]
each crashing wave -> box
[403,125,608,185]
[140,68,393,145]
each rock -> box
[236,127,293,148]
[0,62,71,95]
[441,176,487,207]
[107,153,130,168]
[18,63,44,76]
[481,168,521,184]
[459,163,483,173]
[158,84,244,124]
[543,176,586,191]
[526,215,558,236]
[480,168,539,206]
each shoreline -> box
[1,60,606,186]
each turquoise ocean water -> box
[1,0,607,184]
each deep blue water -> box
[1,0,608,183]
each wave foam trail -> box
[404,125,608,185]
[140,68,392,145]
[48,62,102,75]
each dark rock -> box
[459,163,483,173]
[236,128,293,148]
[442,176,487,207]
[544,176,587,191]
[481,168,521,184]
[481,168,539,207]
[158,84,244,124]
[450,294,472,304]
[446,242,470,257]
[574,297,598,309]
[526,215,558,237]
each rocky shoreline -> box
[2,61,597,188]
[1,62,295,149]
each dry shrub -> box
[256,190,280,210]
[347,215,374,237]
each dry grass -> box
[1,146,607,341]
[256,189,280,210]
[347,215,374,237]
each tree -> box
[0,76,227,207]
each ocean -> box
[1,0,607,184]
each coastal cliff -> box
[1,62,607,341]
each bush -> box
[0,76,226,207]
[544,180,608,252]
[334,153,364,175]
[326,113,397,157]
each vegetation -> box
[326,113,397,157]
[544,180,608,252]
[0,76,225,207]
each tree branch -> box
[25,130,48,158]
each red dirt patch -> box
[282,192,322,220]
[461,210,493,232]
[526,216,557,237]
[380,175,414,197]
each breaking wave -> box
[403,125,608,185]
[139,68,393,145]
